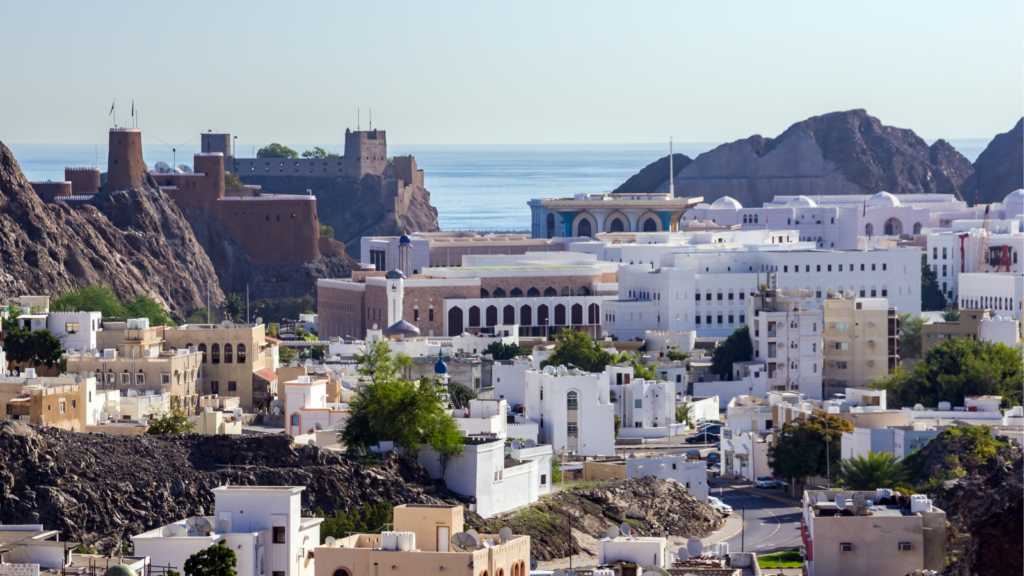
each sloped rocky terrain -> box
[620,110,976,207]
[476,477,724,560]
[613,153,692,194]
[0,141,222,318]
[962,117,1023,205]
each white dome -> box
[867,191,901,208]
[710,196,742,210]
[786,196,817,208]
[1003,189,1024,206]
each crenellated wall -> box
[64,167,101,194]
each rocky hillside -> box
[474,477,724,561]
[0,421,473,550]
[0,141,222,319]
[904,426,1023,576]
[625,110,975,207]
[237,174,440,256]
[613,153,692,194]
[962,118,1023,205]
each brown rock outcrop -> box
[613,153,692,194]
[646,110,975,207]
[0,141,222,318]
[962,117,1023,205]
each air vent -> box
[898,542,912,552]
[840,543,853,552]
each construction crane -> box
[976,205,991,273]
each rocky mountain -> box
[0,141,222,319]
[962,118,1023,205]
[237,174,440,256]
[476,476,723,561]
[626,110,975,207]
[613,153,692,194]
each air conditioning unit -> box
[828,361,836,367]
[840,543,853,552]
[898,542,912,552]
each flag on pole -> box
[863,199,866,217]
[131,100,134,117]
[109,100,115,116]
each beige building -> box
[822,297,899,394]
[6,379,86,430]
[921,308,1016,356]
[802,489,945,576]
[163,323,277,411]
[314,504,530,576]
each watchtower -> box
[64,167,101,194]
[344,128,387,178]
[201,133,232,157]
[106,128,145,191]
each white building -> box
[978,313,1021,347]
[133,486,322,576]
[682,394,720,424]
[749,288,825,399]
[16,310,103,352]
[451,325,519,354]
[958,272,1024,320]
[720,428,773,482]
[692,360,769,409]
[453,398,510,440]
[841,421,944,461]
[282,375,348,437]
[626,454,708,501]
[525,365,616,456]
[598,535,668,568]
[926,215,1023,302]
[726,395,775,433]
[606,364,680,438]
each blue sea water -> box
[5,139,990,232]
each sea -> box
[6,139,990,232]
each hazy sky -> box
[2,0,1021,146]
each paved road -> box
[709,482,803,557]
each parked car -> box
[700,425,723,435]
[708,496,732,515]
[706,452,721,465]
[686,449,702,460]
[712,441,721,449]
[697,419,725,427]
[707,463,721,477]
[831,393,847,401]
[754,476,780,488]
[685,432,719,444]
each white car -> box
[708,496,732,516]
[754,476,779,488]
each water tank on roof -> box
[381,531,398,551]
[938,401,951,411]
[396,531,415,551]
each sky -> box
[1,0,1021,147]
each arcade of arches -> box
[447,300,601,338]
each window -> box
[273,528,286,544]
[198,343,207,362]
[717,315,723,324]
[739,314,745,324]
[541,474,547,485]
[228,381,237,392]
[65,322,80,334]
[120,373,131,385]
[135,373,145,385]
[739,292,745,301]
[211,381,219,393]
[224,343,233,364]
[567,423,579,437]
[717,293,723,300]
[211,343,220,364]
[828,265,832,271]
[942,247,947,259]
[835,323,848,331]
[428,307,434,321]
[634,399,642,408]
[707,315,712,325]
[696,293,701,301]
[860,263,865,271]
[839,264,843,272]
[840,543,853,553]
[882,289,887,297]
[784,266,788,272]
[413,308,419,321]
[833,342,848,350]
[837,362,848,369]
[161,373,171,386]
[59,402,66,414]
[942,265,947,277]
[899,542,913,552]
[696,316,701,325]
[566,391,578,410]
[728,315,734,324]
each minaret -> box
[398,232,412,277]
[385,268,405,328]
[669,137,675,197]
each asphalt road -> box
[709,482,803,556]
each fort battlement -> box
[109,128,141,133]
[196,152,224,157]
[29,181,73,202]
[106,128,146,190]
[64,166,100,171]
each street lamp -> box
[812,414,831,489]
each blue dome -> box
[434,354,448,374]
[399,234,412,245]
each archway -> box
[605,211,628,233]
[588,303,600,324]
[486,305,498,326]
[538,305,550,326]
[554,304,566,325]
[469,306,481,327]
[865,223,874,236]
[447,307,464,336]
[503,305,516,324]
[571,303,583,325]
[913,222,922,234]
[510,287,523,297]
[577,218,592,238]
[520,305,532,325]
[609,217,625,232]
[493,287,506,298]
[546,213,555,238]
[884,217,903,235]
[642,217,658,231]
[544,287,557,297]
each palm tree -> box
[837,450,909,490]
[676,402,693,429]
[941,308,960,321]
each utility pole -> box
[741,506,745,552]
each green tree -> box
[256,143,298,159]
[711,325,753,379]
[941,308,961,321]
[302,147,341,159]
[319,223,335,240]
[551,457,563,483]
[124,294,176,326]
[342,343,457,455]
[2,307,21,331]
[483,340,528,360]
[541,329,614,372]
[224,293,245,323]
[898,313,925,360]
[146,402,195,435]
[675,402,693,428]
[51,285,128,317]
[613,414,622,438]
[870,337,1023,408]
[769,412,853,483]
[224,172,244,190]
[665,347,689,362]
[4,328,64,369]
[837,450,910,490]
[278,346,297,364]
[447,380,477,409]
[425,406,465,480]
[185,308,214,325]
[183,540,236,576]
[921,254,947,311]
[316,502,393,543]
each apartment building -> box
[749,288,825,399]
[925,214,1023,301]
[281,375,348,437]
[524,365,616,456]
[922,308,1021,356]
[958,272,1024,320]
[822,296,899,394]
[606,364,680,437]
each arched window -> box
[237,344,246,364]
[577,218,592,237]
[588,303,600,324]
[493,288,506,298]
[865,223,874,236]
[520,305,532,326]
[198,343,207,363]
[224,343,233,364]
[567,391,578,409]
[544,287,557,297]
[510,288,523,297]
[554,304,566,325]
[538,305,550,325]
[291,414,299,426]
[503,305,516,324]
[571,303,583,325]
[913,222,922,234]
[578,286,591,296]
[481,288,490,298]
[561,287,573,296]
[211,343,220,364]
[643,217,658,231]
[486,305,498,326]
[546,214,555,238]
[469,306,481,327]
[527,287,540,297]
[333,569,353,576]
[610,218,625,232]
[448,307,464,336]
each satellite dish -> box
[273,406,281,415]
[74,375,83,384]
[686,536,703,557]
[620,522,631,537]
[154,161,171,172]
[221,320,233,328]
[143,349,151,357]
[482,539,492,549]
[256,317,263,325]
[325,536,336,547]
[466,529,480,544]
[677,546,690,561]
[530,559,538,571]
[525,439,537,448]
[314,422,323,430]
[450,532,476,552]
[499,527,512,543]
[307,439,316,446]
[177,164,193,173]
[511,440,522,450]
[835,494,847,510]
[218,519,231,532]
[161,526,174,537]
[914,403,924,411]
[128,388,139,397]
[817,492,828,503]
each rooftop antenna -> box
[369,109,372,131]
[669,137,674,197]
[358,108,360,131]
